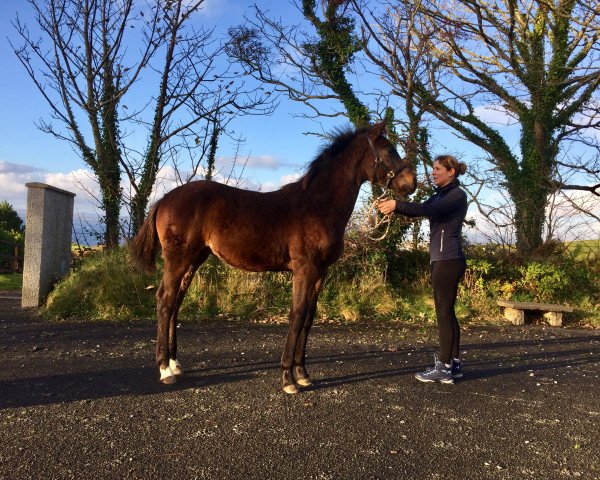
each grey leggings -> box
[431,259,466,364]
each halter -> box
[366,135,411,190]
[363,134,411,241]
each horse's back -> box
[155,181,296,271]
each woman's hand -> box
[377,199,397,215]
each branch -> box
[554,182,600,197]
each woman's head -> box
[432,155,467,187]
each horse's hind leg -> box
[156,248,208,384]
[167,249,210,377]
[293,272,326,387]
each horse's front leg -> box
[293,272,326,387]
[281,266,322,394]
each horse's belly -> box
[208,240,289,272]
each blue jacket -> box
[394,180,467,262]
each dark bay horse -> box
[130,121,416,394]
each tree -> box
[11,0,273,247]
[0,201,24,234]
[228,0,370,127]
[354,0,600,255]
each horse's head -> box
[364,122,417,196]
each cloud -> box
[473,104,518,126]
[280,173,302,185]
[216,154,291,171]
[0,161,45,175]
[0,161,102,217]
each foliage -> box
[0,206,24,271]
[357,0,600,255]
[0,201,24,233]
[459,243,600,325]
[11,0,272,246]
[0,227,24,246]
[301,0,370,127]
[41,237,600,328]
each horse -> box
[130,121,416,394]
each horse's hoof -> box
[160,366,177,385]
[283,384,299,394]
[160,375,177,385]
[170,359,183,376]
[296,377,312,387]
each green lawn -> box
[0,273,22,290]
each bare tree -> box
[11,0,273,247]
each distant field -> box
[565,239,600,259]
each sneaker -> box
[415,355,454,384]
[451,359,463,379]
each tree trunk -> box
[510,117,554,256]
[131,194,149,237]
[102,183,121,249]
[99,170,121,249]
[513,190,546,255]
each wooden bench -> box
[497,300,574,327]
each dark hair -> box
[434,155,467,177]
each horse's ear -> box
[368,121,387,140]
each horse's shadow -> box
[1,334,595,409]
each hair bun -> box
[434,155,467,177]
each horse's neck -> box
[304,153,366,231]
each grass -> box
[0,273,22,290]
[565,239,600,260]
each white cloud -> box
[280,173,302,185]
[473,104,518,126]
[216,154,291,171]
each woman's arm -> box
[378,189,465,218]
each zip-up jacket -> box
[394,180,467,262]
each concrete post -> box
[22,183,75,308]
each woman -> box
[378,155,468,384]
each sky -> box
[0,0,598,243]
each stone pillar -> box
[22,183,75,308]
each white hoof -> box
[297,377,312,387]
[160,366,176,385]
[283,384,299,395]
[170,359,183,376]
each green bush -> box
[44,248,158,320]
[41,240,600,327]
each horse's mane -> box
[280,125,369,194]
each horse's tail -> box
[129,202,161,275]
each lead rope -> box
[361,189,394,242]
[362,135,399,241]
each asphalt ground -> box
[0,290,599,480]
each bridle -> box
[363,134,412,241]
[366,135,412,190]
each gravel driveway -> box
[1,291,599,479]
